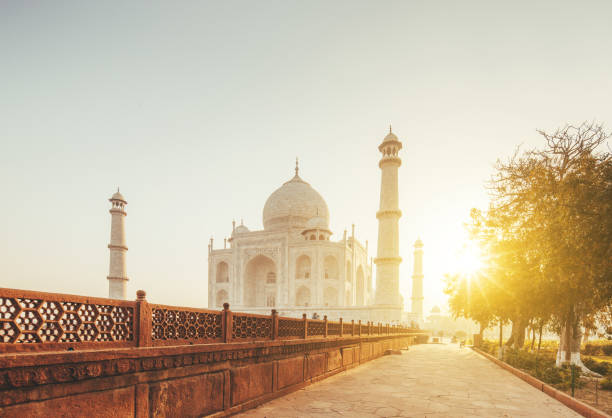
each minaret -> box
[411,238,424,323]
[107,189,128,299]
[374,126,403,313]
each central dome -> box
[263,171,329,231]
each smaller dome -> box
[414,238,423,248]
[382,131,398,143]
[305,216,329,231]
[431,305,441,314]
[233,224,250,235]
[110,190,126,202]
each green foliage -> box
[583,341,612,356]
[480,339,499,355]
[480,340,588,390]
[454,330,467,339]
[601,376,612,390]
[445,122,612,355]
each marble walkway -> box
[236,343,581,417]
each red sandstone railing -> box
[0,288,423,353]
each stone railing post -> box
[358,320,362,336]
[339,318,343,337]
[379,322,382,335]
[223,303,233,343]
[271,309,278,340]
[136,290,151,347]
[324,315,328,338]
[386,324,389,335]
[303,313,308,339]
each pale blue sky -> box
[1,1,611,313]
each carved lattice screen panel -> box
[278,318,303,338]
[308,320,325,336]
[231,314,272,340]
[0,292,134,351]
[327,322,341,335]
[151,306,222,345]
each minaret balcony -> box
[376,209,402,219]
[378,155,402,168]
[109,208,127,216]
[373,256,402,265]
[108,244,128,251]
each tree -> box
[489,122,612,369]
[446,122,611,371]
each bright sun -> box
[457,242,484,275]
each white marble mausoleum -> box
[208,161,373,319]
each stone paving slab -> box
[236,343,581,417]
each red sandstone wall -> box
[0,335,414,417]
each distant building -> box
[107,189,128,299]
[411,238,424,325]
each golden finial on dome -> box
[295,157,299,176]
[389,124,392,133]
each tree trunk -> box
[504,318,527,350]
[498,322,503,359]
[504,319,515,347]
[514,320,527,349]
[537,323,543,354]
[556,308,592,373]
[530,325,536,351]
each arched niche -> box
[296,286,311,307]
[346,260,352,282]
[216,261,229,283]
[356,266,365,305]
[243,255,276,307]
[296,255,311,279]
[324,255,338,279]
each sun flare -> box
[457,242,484,276]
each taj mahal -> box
[204,128,425,323]
[104,127,424,324]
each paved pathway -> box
[237,343,581,417]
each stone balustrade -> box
[0,288,421,353]
[0,288,428,417]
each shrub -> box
[480,340,498,356]
[584,344,601,355]
[601,376,612,391]
[583,340,612,356]
[555,365,585,391]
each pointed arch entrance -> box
[244,255,276,307]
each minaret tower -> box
[374,126,403,316]
[107,189,128,299]
[411,238,424,323]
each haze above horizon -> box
[1,1,611,315]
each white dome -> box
[110,190,126,202]
[382,131,398,143]
[263,173,329,231]
[305,216,329,231]
[233,224,250,235]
